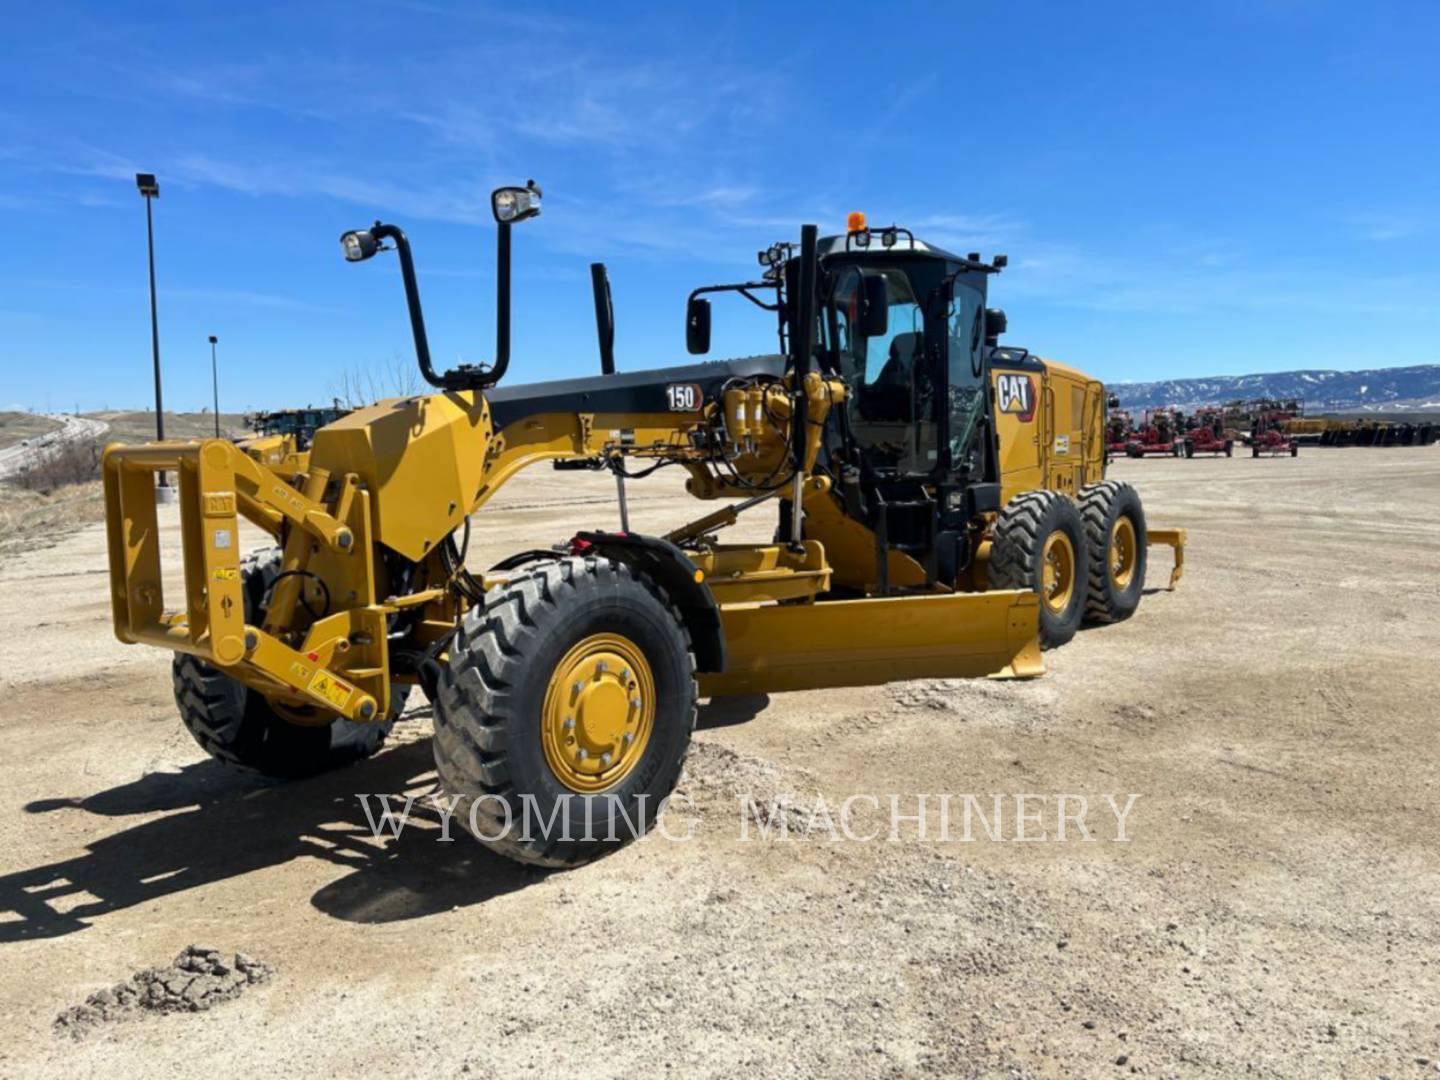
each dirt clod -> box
[54,947,274,1038]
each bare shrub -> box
[8,437,103,493]
[332,354,422,409]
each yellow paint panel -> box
[992,360,1107,504]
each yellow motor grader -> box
[102,185,1183,865]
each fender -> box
[570,531,726,674]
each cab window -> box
[947,279,986,469]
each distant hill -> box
[86,410,251,443]
[1110,364,1440,413]
[0,412,63,451]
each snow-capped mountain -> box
[1110,364,1440,413]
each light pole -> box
[208,335,220,437]
[135,172,171,497]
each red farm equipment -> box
[1125,408,1184,457]
[1181,407,1234,457]
[1106,400,1134,459]
[1249,408,1299,457]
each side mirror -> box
[860,274,888,337]
[686,296,712,355]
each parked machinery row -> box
[1108,393,1437,460]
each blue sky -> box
[2,1,1438,413]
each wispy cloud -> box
[1002,238,1440,320]
[165,286,352,316]
[1348,211,1433,242]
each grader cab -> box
[102,185,1184,866]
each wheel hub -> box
[542,633,655,793]
[1109,517,1137,590]
[1040,531,1076,615]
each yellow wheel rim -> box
[1109,516,1137,590]
[541,633,655,794]
[1040,531,1076,615]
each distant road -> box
[0,415,110,480]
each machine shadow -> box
[2,730,539,942]
[695,694,770,731]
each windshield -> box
[827,266,936,474]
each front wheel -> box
[433,557,697,868]
[172,547,408,778]
[988,491,1089,650]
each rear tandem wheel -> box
[1078,481,1148,624]
[988,491,1089,649]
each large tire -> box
[433,556,697,868]
[172,547,408,778]
[988,491,1089,650]
[1078,481,1148,625]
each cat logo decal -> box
[996,373,1037,421]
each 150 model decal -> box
[666,383,704,411]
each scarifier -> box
[102,187,1185,865]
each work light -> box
[340,229,379,262]
[492,181,542,224]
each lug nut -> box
[596,660,608,674]
[623,732,634,745]
[620,668,631,680]
[577,749,588,761]
[630,697,642,709]
[573,681,584,695]
[600,752,612,766]
[564,717,575,730]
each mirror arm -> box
[482,220,512,389]
[369,223,442,389]
[686,281,780,312]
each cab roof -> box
[816,232,961,260]
[815,232,997,274]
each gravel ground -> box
[0,448,1437,1078]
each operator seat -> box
[859,331,923,422]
